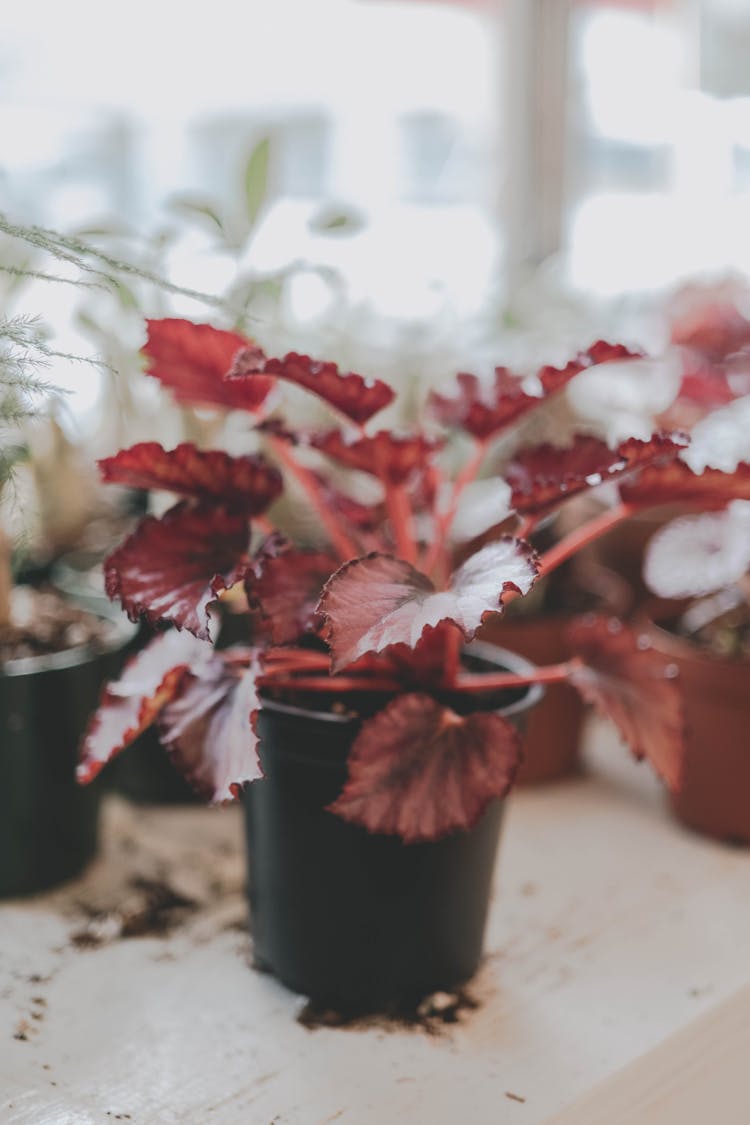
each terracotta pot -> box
[642,609,750,843]
[477,617,583,785]
[244,643,542,1011]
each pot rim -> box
[259,640,544,726]
[0,612,136,679]
[638,597,750,669]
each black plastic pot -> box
[0,616,135,897]
[244,643,542,1011]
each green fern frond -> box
[0,212,243,316]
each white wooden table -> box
[2,720,749,1124]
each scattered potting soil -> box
[57,800,246,952]
[70,876,199,948]
[0,586,115,663]
[296,987,479,1036]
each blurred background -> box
[3,0,750,441]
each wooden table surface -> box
[1,720,749,1125]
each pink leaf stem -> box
[269,436,359,560]
[257,674,403,694]
[384,482,418,563]
[441,625,463,690]
[455,661,574,693]
[421,438,488,576]
[536,502,636,579]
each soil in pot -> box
[643,600,750,844]
[0,587,135,897]
[244,643,542,1013]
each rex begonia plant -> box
[77,318,750,842]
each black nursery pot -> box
[244,643,542,1012]
[0,618,134,898]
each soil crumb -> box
[70,876,198,948]
[297,988,480,1036]
[54,799,245,951]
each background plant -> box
[74,317,750,844]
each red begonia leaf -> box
[566,615,684,791]
[229,345,395,425]
[104,502,251,640]
[507,433,688,515]
[78,629,210,784]
[429,341,643,441]
[327,694,522,842]
[619,459,750,506]
[678,362,736,408]
[143,318,272,411]
[159,651,262,802]
[310,429,442,485]
[671,300,750,362]
[319,539,538,672]
[247,534,339,644]
[378,623,465,688]
[99,442,283,514]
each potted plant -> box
[635,488,750,842]
[586,280,750,602]
[79,317,746,1012]
[0,318,136,898]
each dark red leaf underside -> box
[247,535,339,644]
[310,429,442,486]
[566,616,685,791]
[143,318,272,411]
[507,433,687,515]
[327,694,522,842]
[429,341,643,441]
[619,460,750,507]
[380,623,464,688]
[78,630,209,783]
[159,651,262,802]
[99,442,283,514]
[104,502,251,640]
[229,345,395,425]
[319,540,538,672]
